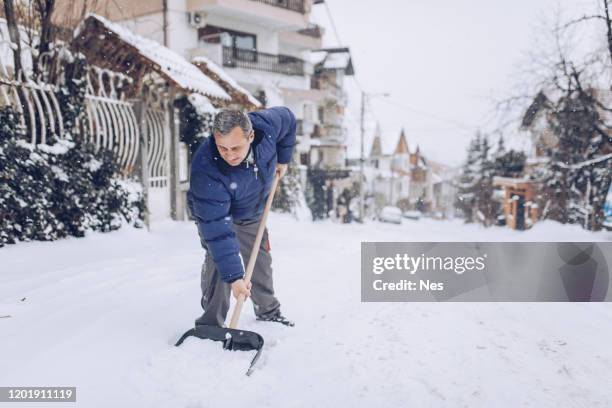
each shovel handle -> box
[229,172,281,329]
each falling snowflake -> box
[229,182,237,190]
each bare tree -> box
[33,0,56,71]
[2,0,23,75]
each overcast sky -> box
[311,0,602,166]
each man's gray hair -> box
[213,109,253,137]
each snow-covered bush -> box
[0,107,145,247]
[175,94,215,155]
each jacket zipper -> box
[253,147,266,213]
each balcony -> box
[311,77,346,102]
[312,123,345,143]
[297,23,323,38]
[222,46,305,76]
[280,23,324,49]
[187,0,310,30]
[251,0,306,13]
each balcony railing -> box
[222,46,305,76]
[251,0,306,14]
[298,24,323,38]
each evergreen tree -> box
[175,96,214,155]
[455,133,482,223]
[495,149,526,179]
[54,48,88,136]
[456,133,519,226]
[543,87,612,230]
[475,136,497,226]
[272,158,303,215]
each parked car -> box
[379,206,402,224]
[402,210,422,220]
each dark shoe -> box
[256,310,295,327]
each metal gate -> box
[141,82,173,221]
[84,67,140,176]
[1,40,177,222]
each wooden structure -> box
[493,177,540,230]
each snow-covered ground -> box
[1,215,612,408]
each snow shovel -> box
[175,172,281,376]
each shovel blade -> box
[175,324,264,375]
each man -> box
[187,107,296,328]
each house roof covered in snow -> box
[192,55,261,110]
[311,47,354,76]
[73,14,231,102]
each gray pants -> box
[195,221,281,327]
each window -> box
[199,25,257,51]
[317,106,325,122]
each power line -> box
[323,0,343,47]
[321,2,478,137]
[377,99,476,131]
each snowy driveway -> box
[1,215,612,407]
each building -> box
[54,0,357,221]
[495,87,612,230]
[56,0,329,155]
[307,47,354,171]
[367,127,441,215]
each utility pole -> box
[162,0,169,47]
[358,91,389,222]
[359,90,366,222]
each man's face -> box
[214,126,254,166]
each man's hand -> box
[231,279,252,300]
[276,163,288,178]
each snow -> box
[309,50,328,65]
[78,14,231,102]
[191,55,262,108]
[555,153,612,170]
[35,138,75,155]
[83,158,102,172]
[322,52,351,70]
[310,50,352,71]
[50,165,69,182]
[1,215,612,407]
[187,93,217,116]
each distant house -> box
[495,87,612,230]
[367,127,444,214]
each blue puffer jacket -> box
[187,107,297,283]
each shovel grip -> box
[229,172,281,329]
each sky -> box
[311,0,603,166]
